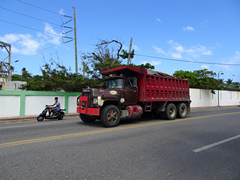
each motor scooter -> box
[37,105,66,122]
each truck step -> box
[145,102,152,112]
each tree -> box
[226,78,233,85]
[20,61,102,92]
[173,69,219,93]
[81,40,135,79]
[127,62,155,70]
[232,82,240,89]
[218,78,227,90]
[12,74,25,81]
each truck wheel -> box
[80,114,96,123]
[164,103,177,120]
[177,103,187,118]
[100,105,120,127]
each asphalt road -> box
[0,107,240,180]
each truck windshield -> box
[106,79,123,89]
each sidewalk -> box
[0,113,79,121]
[1,105,239,122]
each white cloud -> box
[0,34,20,43]
[0,23,63,55]
[59,9,65,15]
[171,52,182,59]
[156,18,161,22]
[167,40,212,58]
[151,60,161,65]
[183,26,194,31]
[152,46,165,54]
[216,51,240,71]
[0,34,40,55]
[197,45,212,55]
[201,65,209,69]
[122,44,140,52]
[132,44,140,51]
[38,23,62,46]
[175,45,184,52]
[141,60,161,66]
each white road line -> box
[193,134,240,153]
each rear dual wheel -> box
[164,103,187,120]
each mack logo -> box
[110,91,117,95]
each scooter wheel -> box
[58,114,64,120]
[37,115,44,122]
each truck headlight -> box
[93,98,98,104]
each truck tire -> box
[164,103,177,120]
[80,114,96,123]
[100,105,120,127]
[177,103,187,118]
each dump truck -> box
[77,65,191,127]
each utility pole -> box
[83,62,85,78]
[127,37,133,65]
[0,41,11,83]
[73,7,78,74]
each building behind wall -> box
[0,80,26,91]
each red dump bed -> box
[101,65,190,103]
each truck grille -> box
[82,92,91,107]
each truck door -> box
[124,77,138,105]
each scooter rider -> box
[48,97,60,116]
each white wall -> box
[68,96,78,114]
[0,89,239,118]
[0,96,20,117]
[25,96,65,116]
[190,89,240,107]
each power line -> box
[76,19,95,46]
[135,54,240,67]
[18,0,63,15]
[0,19,63,37]
[0,6,62,26]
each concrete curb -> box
[0,113,79,121]
[191,105,240,109]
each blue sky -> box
[1,0,240,82]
